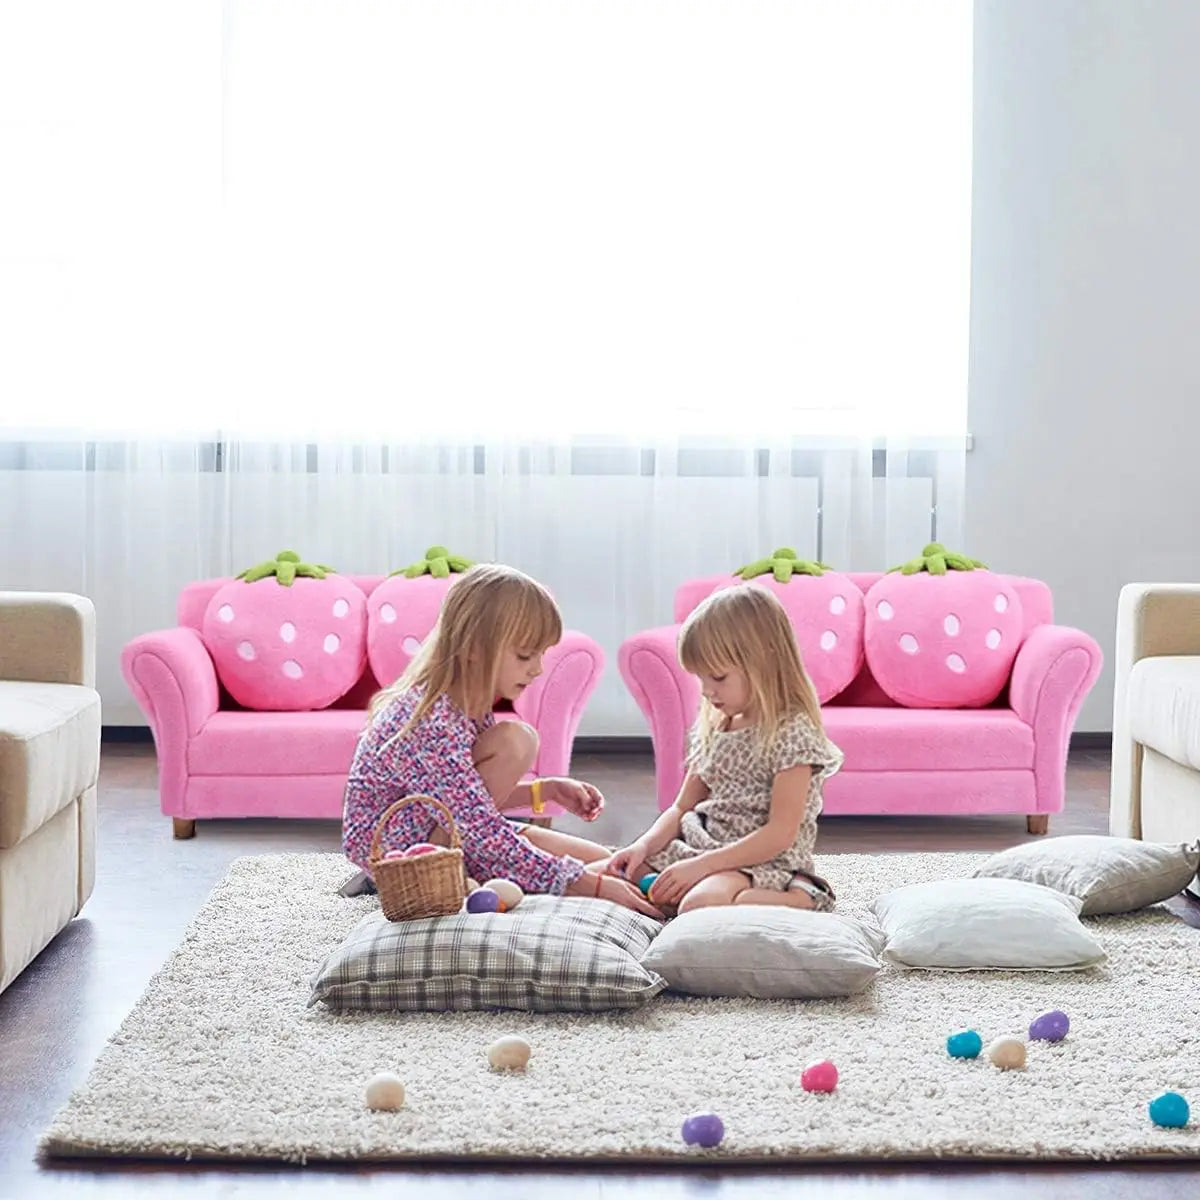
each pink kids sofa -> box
[618,570,1103,834]
[121,571,604,838]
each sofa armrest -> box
[0,592,96,688]
[1009,624,1103,816]
[121,628,220,741]
[1110,583,1200,837]
[618,625,700,811]
[512,630,604,779]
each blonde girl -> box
[342,563,659,916]
[606,584,843,913]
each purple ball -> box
[1028,1009,1070,1042]
[465,888,501,914]
[681,1112,725,1148]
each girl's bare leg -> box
[520,826,611,864]
[676,870,751,914]
[472,721,538,805]
[734,887,819,910]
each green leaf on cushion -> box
[887,542,988,574]
[735,547,831,581]
[235,550,336,587]
[392,546,475,579]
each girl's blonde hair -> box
[678,583,825,758]
[369,563,562,731]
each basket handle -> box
[368,794,461,863]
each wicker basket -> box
[368,795,468,921]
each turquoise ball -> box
[1149,1091,1190,1128]
[638,873,659,897]
[946,1030,983,1059]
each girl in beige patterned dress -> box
[607,584,843,914]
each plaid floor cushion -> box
[309,896,668,1013]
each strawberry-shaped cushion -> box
[731,549,865,703]
[201,550,368,711]
[366,547,474,687]
[863,543,1024,709]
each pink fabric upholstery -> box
[620,575,1101,814]
[365,573,456,688]
[123,576,605,825]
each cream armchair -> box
[1111,584,1200,861]
[0,593,100,993]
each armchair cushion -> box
[1126,655,1200,772]
[0,681,101,849]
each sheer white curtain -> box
[0,1,971,733]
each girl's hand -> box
[648,857,712,908]
[605,842,650,883]
[568,867,664,918]
[542,777,605,822]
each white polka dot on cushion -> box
[829,595,847,616]
[323,634,340,654]
[380,603,397,624]
[332,599,350,618]
[280,622,297,644]
[237,641,256,661]
[986,628,1002,649]
[877,601,894,621]
[946,653,966,674]
[819,630,838,652]
[218,604,235,623]
[944,614,961,636]
[402,636,422,657]
[899,634,920,655]
[281,660,304,679]
[994,594,1009,614]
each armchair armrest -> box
[0,592,96,687]
[121,627,220,742]
[1110,583,1200,837]
[1009,624,1103,816]
[512,630,604,779]
[618,625,700,810]
[120,627,221,819]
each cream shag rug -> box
[40,851,1200,1165]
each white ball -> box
[483,879,525,910]
[986,1036,1027,1070]
[365,1071,407,1110]
[487,1036,532,1071]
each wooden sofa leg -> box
[1026,815,1049,836]
[173,818,197,840]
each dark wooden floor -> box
[2,744,1197,1198]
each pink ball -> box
[404,843,440,857]
[801,1059,838,1093]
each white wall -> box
[968,0,1200,732]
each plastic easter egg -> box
[638,873,659,897]
[947,1030,983,1059]
[383,849,407,860]
[404,842,440,858]
[466,887,502,914]
[484,879,525,909]
[1028,1010,1070,1042]
[1149,1092,1190,1128]
[487,1036,532,1071]
[800,1059,839,1093]
[681,1112,724,1147]
[364,1072,406,1111]
[986,1036,1027,1070]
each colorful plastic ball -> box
[800,1059,839,1093]
[947,1030,983,1059]
[681,1112,725,1147]
[1028,1010,1070,1042]
[638,873,659,897]
[1149,1092,1190,1128]
[404,843,440,858]
[465,887,502,914]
